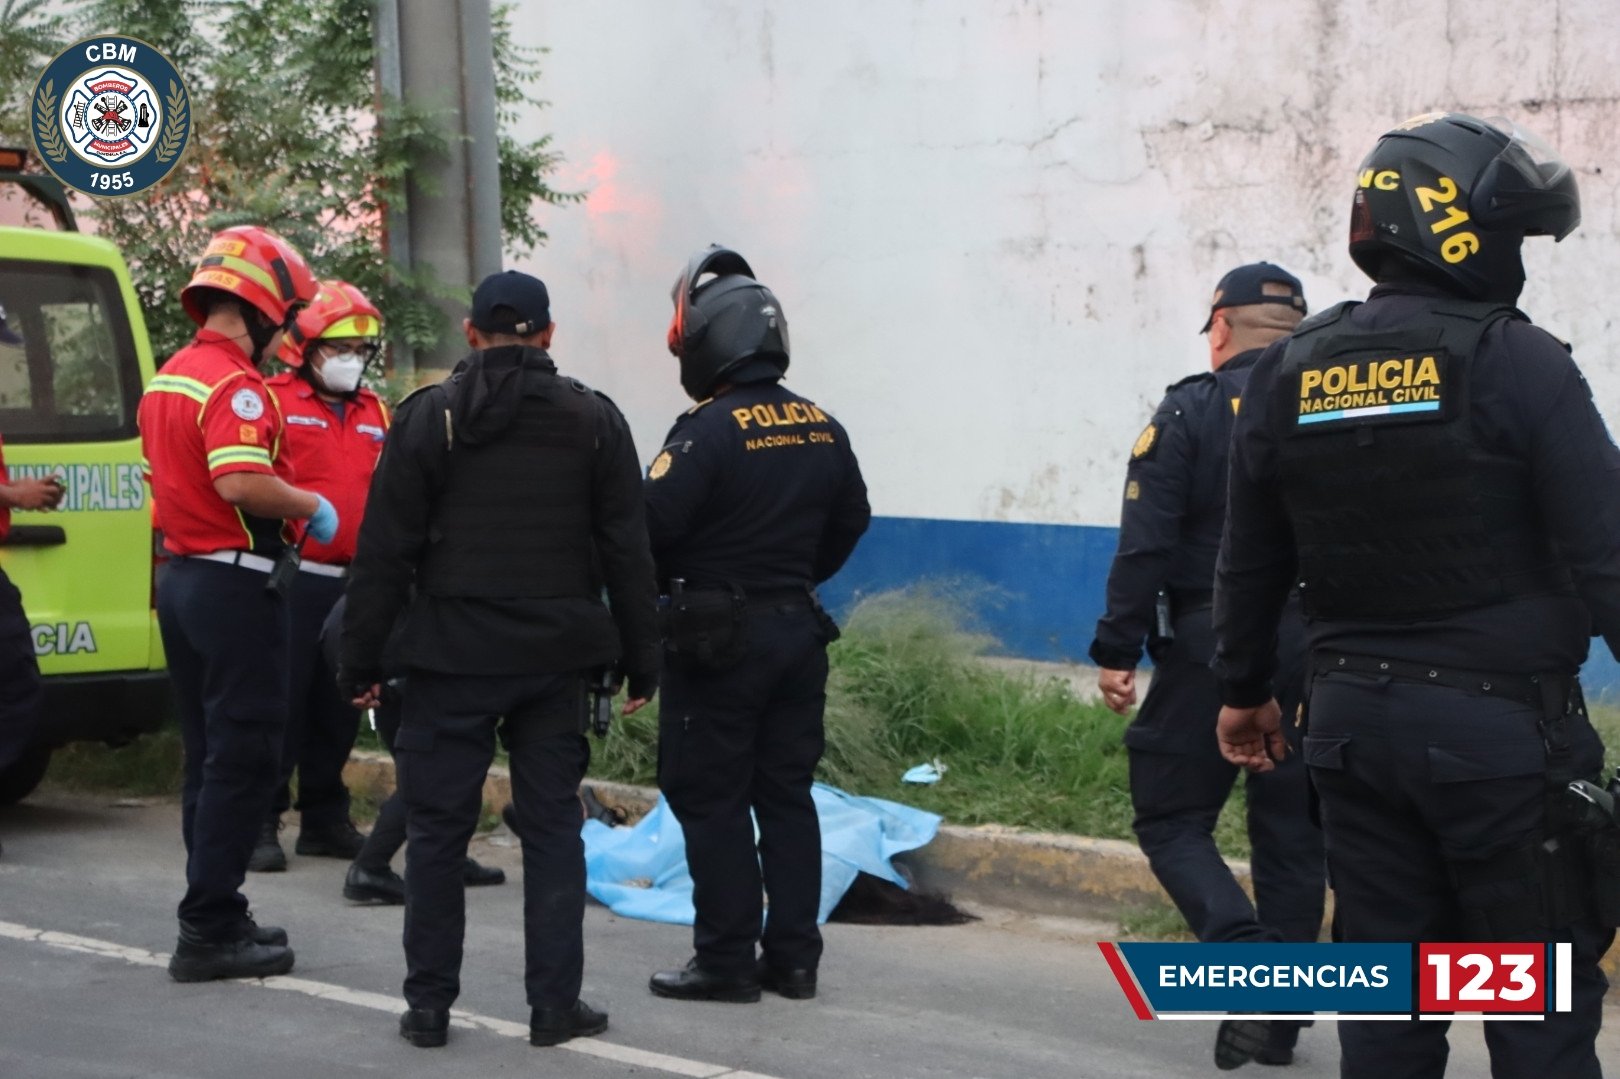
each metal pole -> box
[459,0,503,284]
[371,0,415,379]
[394,0,504,376]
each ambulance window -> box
[0,260,142,443]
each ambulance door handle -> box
[2,525,67,547]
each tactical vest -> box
[417,369,600,599]
[1274,298,1571,621]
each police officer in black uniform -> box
[0,309,64,856]
[1090,262,1324,1070]
[340,271,660,1050]
[645,246,870,1004]
[1215,113,1618,1079]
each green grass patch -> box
[45,723,185,797]
[590,587,1154,844]
[1118,900,1198,941]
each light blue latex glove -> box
[307,493,339,544]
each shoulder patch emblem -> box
[230,388,265,421]
[1131,423,1157,460]
[648,451,673,480]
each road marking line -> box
[0,919,784,1079]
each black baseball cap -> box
[470,270,551,336]
[0,301,20,346]
[1199,262,1307,333]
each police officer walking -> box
[1090,262,1324,1070]
[1215,113,1616,1078]
[253,281,389,872]
[138,226,335,982]
[340,270,660,1049]
[646,246,870,1004]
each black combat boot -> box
[247,819,286,872]
[236,912,288,947]
[757,959,817,1000]
[530,1000,609,1046]
[295,819,365,859]
[1215,1018,1274,1070]
[398,1007,449,1048]
[463,857,505,887]
[168,927,294,983]
[649,959,761,1003]
[344,862,405,904]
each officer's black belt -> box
[1313,650,1549,706]
[1168,588,1214,613]
[683,586,811,610]
[744,587,812,609]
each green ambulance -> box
[0,152,168,803]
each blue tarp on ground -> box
[582,782,942,925]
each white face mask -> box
[315,352,366,394]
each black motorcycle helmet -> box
[666,245,789,400]
[1348,112,1580,304]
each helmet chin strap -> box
[204,304,284,367]
[207,318,279,368]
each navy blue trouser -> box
[0,568,43,773]
[1307,671,1613,1079]
[157,557,289,939]
[270,572,356,828]
[659,602,829,974]
[1126,604,1325,948]
[395,670,589,1010]
[353,691,406,871]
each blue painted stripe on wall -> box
[820,515,1620,699]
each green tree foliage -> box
[0,2,70,147]
[4,0,577,362]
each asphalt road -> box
[1,790,1613,1079]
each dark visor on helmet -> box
[1472,117,1581,240]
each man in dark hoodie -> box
[340,270,660,1051]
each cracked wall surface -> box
[512,0,1620,527]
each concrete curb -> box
[342,751,1620,979]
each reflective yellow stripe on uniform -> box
[145,374,211,405]
[206,446,274,470]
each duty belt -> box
[297,559,347,578]
[682,585,812,610]
[745,587,812,609]
[1313,650,1557,707]
[188,549,275,574]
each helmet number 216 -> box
[1414,176,1481,263]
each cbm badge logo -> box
[31,36,190,198]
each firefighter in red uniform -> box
[251,281,389,872]
[138,225,334,983]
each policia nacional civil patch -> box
[1131,423,1157,459]
[648,450,673,480]
[1294,348,1450,430]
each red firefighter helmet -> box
[179,225,319,328]
[277,280,383,368]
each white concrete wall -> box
[508,0,1620,527]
